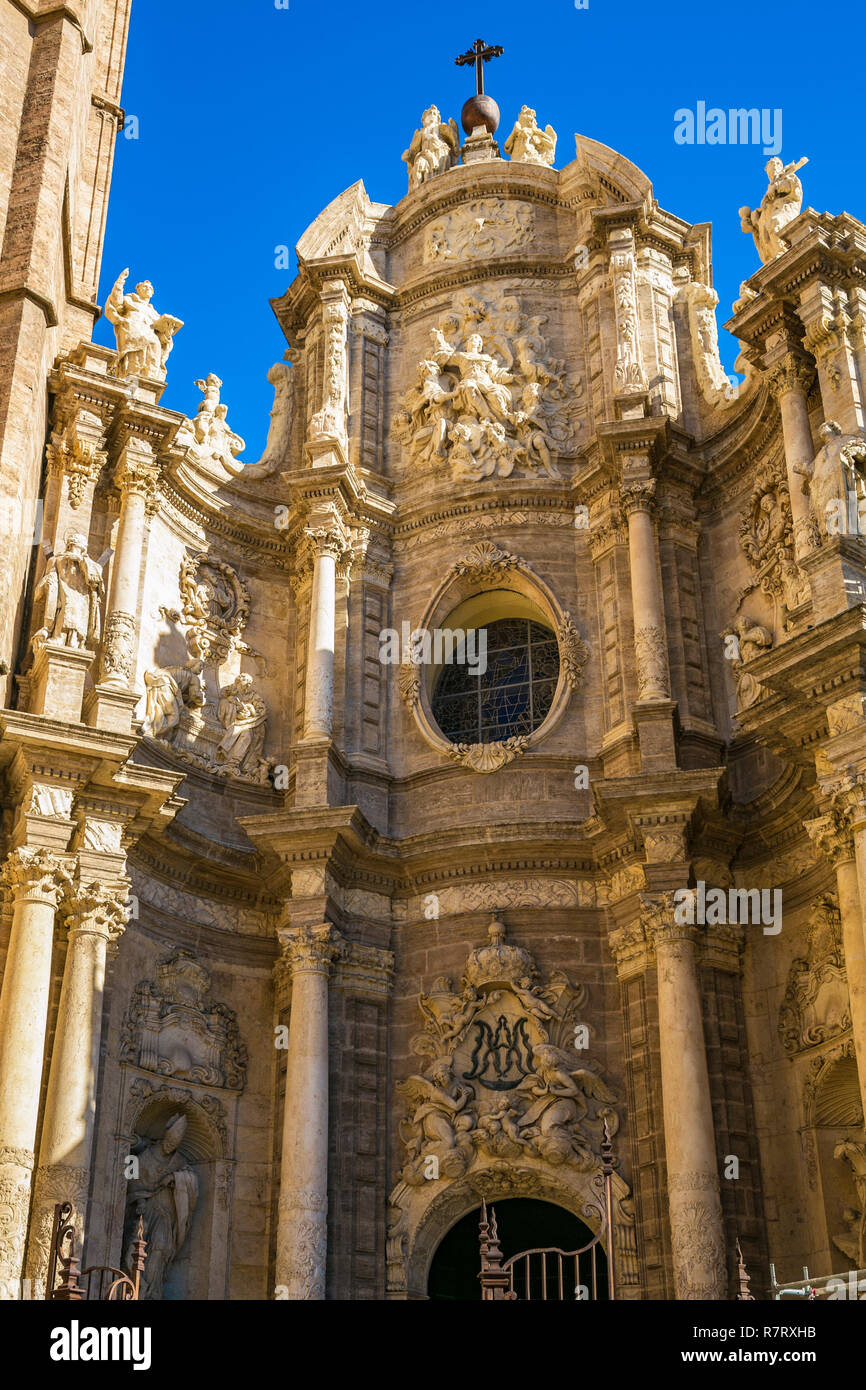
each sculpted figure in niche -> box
[402,105,459,189]
[504,105,557,166]
[142,658,205,741]
[104,269,183,380]
[739,156,808,264]
[216,673,268,782]
[833,1141,866,1268]
[122,1114,198,1300]
[33,531,104,651]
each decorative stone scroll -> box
[778,892,850,1055]
[681,282,738,407]
[397,920,617,1184]
[392,289,581,479]
[120,948,247,1090]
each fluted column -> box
[805,808,866,1121]
[275,926,341,1299]
[99,445,158,690]
[765,345,817,561]
[0,849,70,1295]
[301,522,346,740]
[621,478,670,700]
[25,879,128,1294]
[644,896,727,1299]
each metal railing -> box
[45,1201,147,1302]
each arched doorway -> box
[427,1198,607,1301]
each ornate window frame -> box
[399,542,588,773]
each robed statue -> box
[122,1113,199,1300]
[104,269,183,380]
[33,531,104,651]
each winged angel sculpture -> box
[393,291,581,481]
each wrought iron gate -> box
[478,1124,617,1301]
[45,1201,147,1301]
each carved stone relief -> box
[142,553,272,784]
[121,948,247,1089]
[423,199,534,263]
[393,289,582,479]
[397,920,618,1184]
[737,457,809,620]
[779,893,850,1055]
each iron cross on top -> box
[454,38,504,96]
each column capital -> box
[115,454,160,504]
[824,770,866,832]
[302,519,350,563]
[765,349,815,400]
[0,848,72,907]
[620,477,657,516]
[639,892,699,947]
[61,878,130,943]
[805,809,856,865]
[276,925,343,980]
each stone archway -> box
[428,1197,602,1301]
[387,1158,638,1299]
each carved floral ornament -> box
[778,892,850,1056]
[399,543,589,772]
[736,456,809,621]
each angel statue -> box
[402,105,459,190]
[122,1113,199,1300]
[142,657,205,741]
[504,106,557,167]
[215,673,269,782]
[32,531,104,651]
[397,1057,475,1183]
[392,358,453,467]
[104,269,183,380]
[739,156,808,265]
[516,1044,616,1167]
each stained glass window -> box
[432,618,560,745]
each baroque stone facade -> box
[2,15,866,1305]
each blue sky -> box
[96,0,865,459]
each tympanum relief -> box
[393,290,582,480]
[397,920,617,1184]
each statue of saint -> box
[504,106,557,166]
[739,157,808,264]
[33,531,104,651]
[142,658,205,740]
[104,269,183,380]
[122,1113,199,1300]
[215,673,268,781]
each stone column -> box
[764,343,816,561]
[301,520,346,741]
[621,478,670,700]
[644,896,727,1300]
[274,926,340,1300]
[25,880,128,1294]
[88,443,158,732]
[805,809,866,1121]
[0,848,70,1295]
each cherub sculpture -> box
[504,106,557,167]
[397,1057,475,1182]
[739,157,808,264]
[516,1044,615,1167]
[402,105,459,190]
